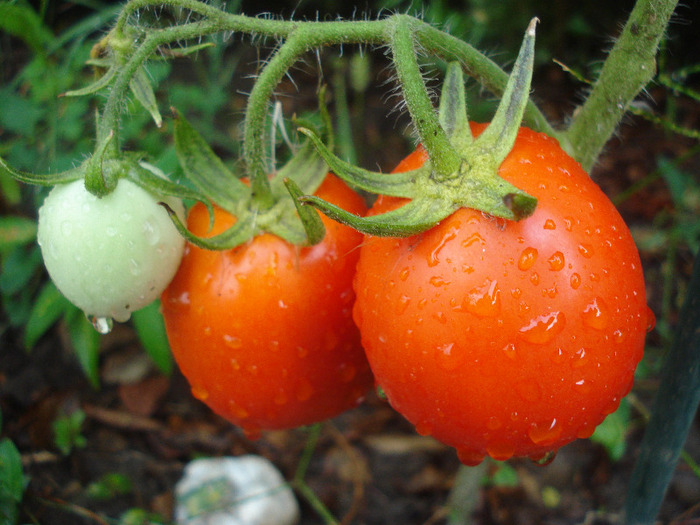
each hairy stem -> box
[565,0,679,171]
[390,15,461,175]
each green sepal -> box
[298,127,419,198]
[61,64,116,98]
[439,62,472,150]
[130,66,162,128]
[173,108,250,215]
[84,130,119,197]
[126,159,214,218]
[160,202,257,251]
[300,194,453,237]
[0,155,85,186]
[472,18,538,162]
[283,177,325,245]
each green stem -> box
[390,15,461,176]
[624,250,700,524]
[565,0,678,171]
[413,22,560,145]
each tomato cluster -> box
[161,124,649,463]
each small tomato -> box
[353,124,651,464]
[37,178,185,323]
[161,174,373,436]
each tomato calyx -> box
[295,19,540,237]
[165,105,331,250]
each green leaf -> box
[0,3,52,55]
[131,300,173,376]
[52,409,87,456]
[0,216,37,251]
[0,438,26,504]
[173,109,250,213]
[0,155,85,187]
[0,245,42,296]
[0,86,45,136]
[65,308,100,388]
[86,473,133,501]
[24,281,71,350]
[62,65,117,98]
[591,398,630,461]
[130,66,162,128]
[283,177,325,245]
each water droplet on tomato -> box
[427,229,457,267]
[543,219,556,230]
[570,273,581,289]
[645,306,656,332]
[296,379,315,401]
[519,311,566,344]
[227,400,249,420]
[578,243,594,258]
[576,422,597,439]
[530,272,540,285]
[461,232,485,248]
[142,217,161,246]
[502,343,516,359]
[223,334,242,349]
[415,421,433,436]
[574,378,592,394]
[191,384,209,401]
[274,391,288,406]
[399,267,411,281]
[516,381,542,403]
[572,347,590,368]
[106,225,118,238]
[457,279,501,317]
[230,358,241,370]
[429,275,450,287]
[582,297,609,330]
[487,416,503,430]
[129,258,141,276]
[435,343,461,371]
[396,295,411,315]
[486,441,515,461]
[518,247,538,270]
[297,346,309,358]
[530,450,558,466]
[89,315,113,334]
[548,251,565,271]
[528,419,562,445]
[457,447,485,466]
[613,329,627,343]
[433,311,448,324]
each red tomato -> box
[162,174,373,437]
[353,123,651,464]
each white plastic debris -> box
[175,455,300,525]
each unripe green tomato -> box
[37,178,185,323]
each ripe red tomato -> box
[353,123,651,464]
[162,174,373,437]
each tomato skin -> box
[354,124,650,463]
[161,174,372,435]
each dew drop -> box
[578,243,594,258]
[191,384,210,401]
[399,267,411,281]
[457,447,485,466]
[297,346,309,358]
[227,400,249,420]
[458,279,501,317]
[528,419,562,445]
[223,334,243,349]
[582,297,609,330]
[518,247,538,271]
[415,421,433,436]
[435,342,460,371]
[461,232,485,248]
[543,219,556,230]
[142,217,161,246]
[548,251,565,271]
[519,311,566,344]
[613,329,627,343]
[487,416,503,430]
[530,450,558,466]
[502,342,516,359]
[428,229,457,267]
[338,363,357,383]
[530,272,540,285]
[105,225,118,238]
[230,358,241,371]
[486,441,515,462]
[274,391,288,406]
[576,421,597,439]
[129,258,141,276]
[645,306,656,332]
[429,275,450,287]
[89,315,113,334]
[572,347,590,368]
[396,295,411,315]
[570,273,581,289]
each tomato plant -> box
[37,178,185,326]
[353,123,651,464]
[161,174,373,436]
